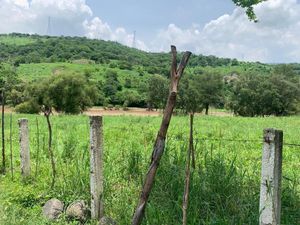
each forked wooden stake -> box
[132,45,191,225]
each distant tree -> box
[228,66,300,116]
[103,70,122,104]
[196,72,224,115]
[178,74,204,114]
[178,74,204,225]
[0,63,19,174]
[147,74,169,110]
[17,73,99,114]
[15,72,98,188]
[116,89,141,107]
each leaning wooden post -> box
[18,118,31,178]
[259,128,283,225]
[89,116,104,220]
[132,46,191,225]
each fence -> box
[1,115,299,224]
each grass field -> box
[16,62,149,86]
[0,113,299,225]
[0,36,40,46]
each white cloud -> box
[0,0,93,35]
[0,0,147,50]
[151,0,300,63]
[1,0,300,62]
[83,17,148,51]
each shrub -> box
[15,101,40,114]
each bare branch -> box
[132,45,191,225]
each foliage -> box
[178,74,204,114]
[0,33,242,73]
[0,114,299,224]
[15,101,40,114]
[178,72,223,114]
[228,65,300,116]
[147,74,169,110]
[16,73,99,114]
[232,0,267,21]
[0,63,20,104]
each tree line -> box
[1,62,299,117]
[0,33,240,74]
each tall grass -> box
[0,114,299,224]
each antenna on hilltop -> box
[132,30,136,48]
[46,16,52,36]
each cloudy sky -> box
[1,0,300,63]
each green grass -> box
[0,36,39,46]
[0,114,299,225]
[17,62,150,85]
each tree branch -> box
[132,46,191,225]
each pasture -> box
[0,113,299,224]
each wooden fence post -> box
[18,118,31,178]
[259,128,283,225]
[89,116,104,220]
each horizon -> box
[1,0,300,63]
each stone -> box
[99,216,117,225]
[66,200,88,221]
[42,198,64,220]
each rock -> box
[66,200,88,221]
[99,216,117,225]
[42,198,64,220]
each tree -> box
[132,46,191,225]
[233,0,267,21]
[103,70,122,105]
[227,66,300,116]
[147,74,169,110]
[0,63,19,174]
[16,73,99,187]
[178,74,203,225]
[193,72,224,115]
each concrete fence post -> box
[18,118,30,178]
[259,128,283,225]
[89,116,104,220]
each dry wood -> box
[44,109,56,189]
[1,90,5,174]
[35,117,40,177]
[10,113,13,180]
[182,113,194,225]
[132,45,191,225]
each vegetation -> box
[0,31,299,224]
[0,114,299,224]
[227,65,300,116]
[16,72,99,114]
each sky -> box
[1,0,300,63]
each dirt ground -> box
[84,107,233,117]
[4,106,233,117]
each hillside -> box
[0,33,273,75]
[0,33,299,116]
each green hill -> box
[0,33,299,115]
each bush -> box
[15,101,40,114]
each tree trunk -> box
[182,113,194,225]
[132,46,191,225]
[205,103,209,115]
[45,111,56,189]
[10,113,13,180]
[1,90,5,174]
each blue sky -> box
[86,0,236,42]
[1,0,300,63]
